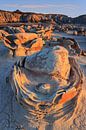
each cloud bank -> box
[2,3,79,10]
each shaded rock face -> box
[3,26,16,34]
[46,37,81,56]
[10,46,83,127]
[73,29,86,36]
[3,26,25,34]
[57,38,81,55]
[73,15,86,24]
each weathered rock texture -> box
[0,10,86,24]
[2,33,44,56]
[10,46,83,128]
[46,37,82,56]
[0,36,86,130]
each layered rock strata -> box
[10,46,83,126]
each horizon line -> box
[0,9,86,18]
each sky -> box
[0,0,86,17]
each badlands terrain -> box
[0,10,86,130]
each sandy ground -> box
[0,41,86,130]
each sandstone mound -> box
[10,46,83,127]
[24,46,70,82]
[2,33,44,56]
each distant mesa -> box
[0,10,86,24]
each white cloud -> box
[2,3,79,10]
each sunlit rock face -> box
[0,30,9,40]
[4,33,38,46]
[10,46,83,126]
[26,38,45,56]
[37,29,53,40]
[2,33,44,56]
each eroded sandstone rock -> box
[10,46,83,127]
[46,37,82,56]
[24,46,70,81]
[26,38,45,55]
[2,33,44,56]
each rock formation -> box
[0,10,85,130]
[57,37,81,55]
[10,46,83,128]
[2,33,45,56]
[0,30,9,40]
[0,10,86,25]
[46,37,82,56]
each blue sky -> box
[0,0,86,17]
